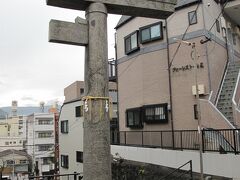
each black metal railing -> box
[29,172,83,180]
[159,160,193,180]
[112,129,240,154]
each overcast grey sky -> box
[0,0,120,107]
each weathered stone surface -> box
[49,18,88,46]
[47,0,177,19]
[83,3,111,180]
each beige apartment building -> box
[56,1,240,178]
[115,0,240,135]
[0,101,27,151]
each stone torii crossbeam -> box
[47,1,176,180]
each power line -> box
[198,0,230,57]
[168,1,201,68]
[208,0,230,32]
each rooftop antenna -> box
[11,100,18,117]
[40,101,45,113]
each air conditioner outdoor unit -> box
[192,84,205,95]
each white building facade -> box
[59,100,84,176]
[59,81,118,178]
[26,113,55,176]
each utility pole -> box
[175,39,204,180]
[191,42,204,180]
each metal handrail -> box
[159,160,193,180]
[115,129,240,154]
[29,172,83,180]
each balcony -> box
[34,124,54,131]
[34,137,54,145]
[224,0,240,25]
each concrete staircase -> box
[217,61,240,126]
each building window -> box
[6,160,14,165]
[144,104,168,123]
[140,22,163,43]
[61,120,68,134]
[126,108,143,128]
[216,19,220,33]
[188,11,197,25]
[75,106,83,117]
[61,155,69,169]
[124,31,139,55]
[194,104,198,120]
[43,157,54,165]
[20,160,27,164]
[232,33,237,45]
[38,132,53,138]
[80,88,84,95]
[76,151,83,163]
[38,119,53,125]
[5,142,9,145]
[38,144,52,151]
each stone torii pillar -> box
[47,1,176,180]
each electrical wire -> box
[168,1,201,68]
[208,0,230,32]
[200,0,230,57]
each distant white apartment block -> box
[26,113,55,176]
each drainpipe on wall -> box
[165,19,175,149]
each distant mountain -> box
[0,109,8,119]
[0,105,61,117]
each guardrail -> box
[29,172,83,180]
[112,129,240,154]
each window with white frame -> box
[38,119,53,125]
[188,11,197,25]
[61,120,68,134]
[140,22,163,43]
[38,132,53,138]
[38,144,53,151]
[124,31,139,55]
[144,104,168,123]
